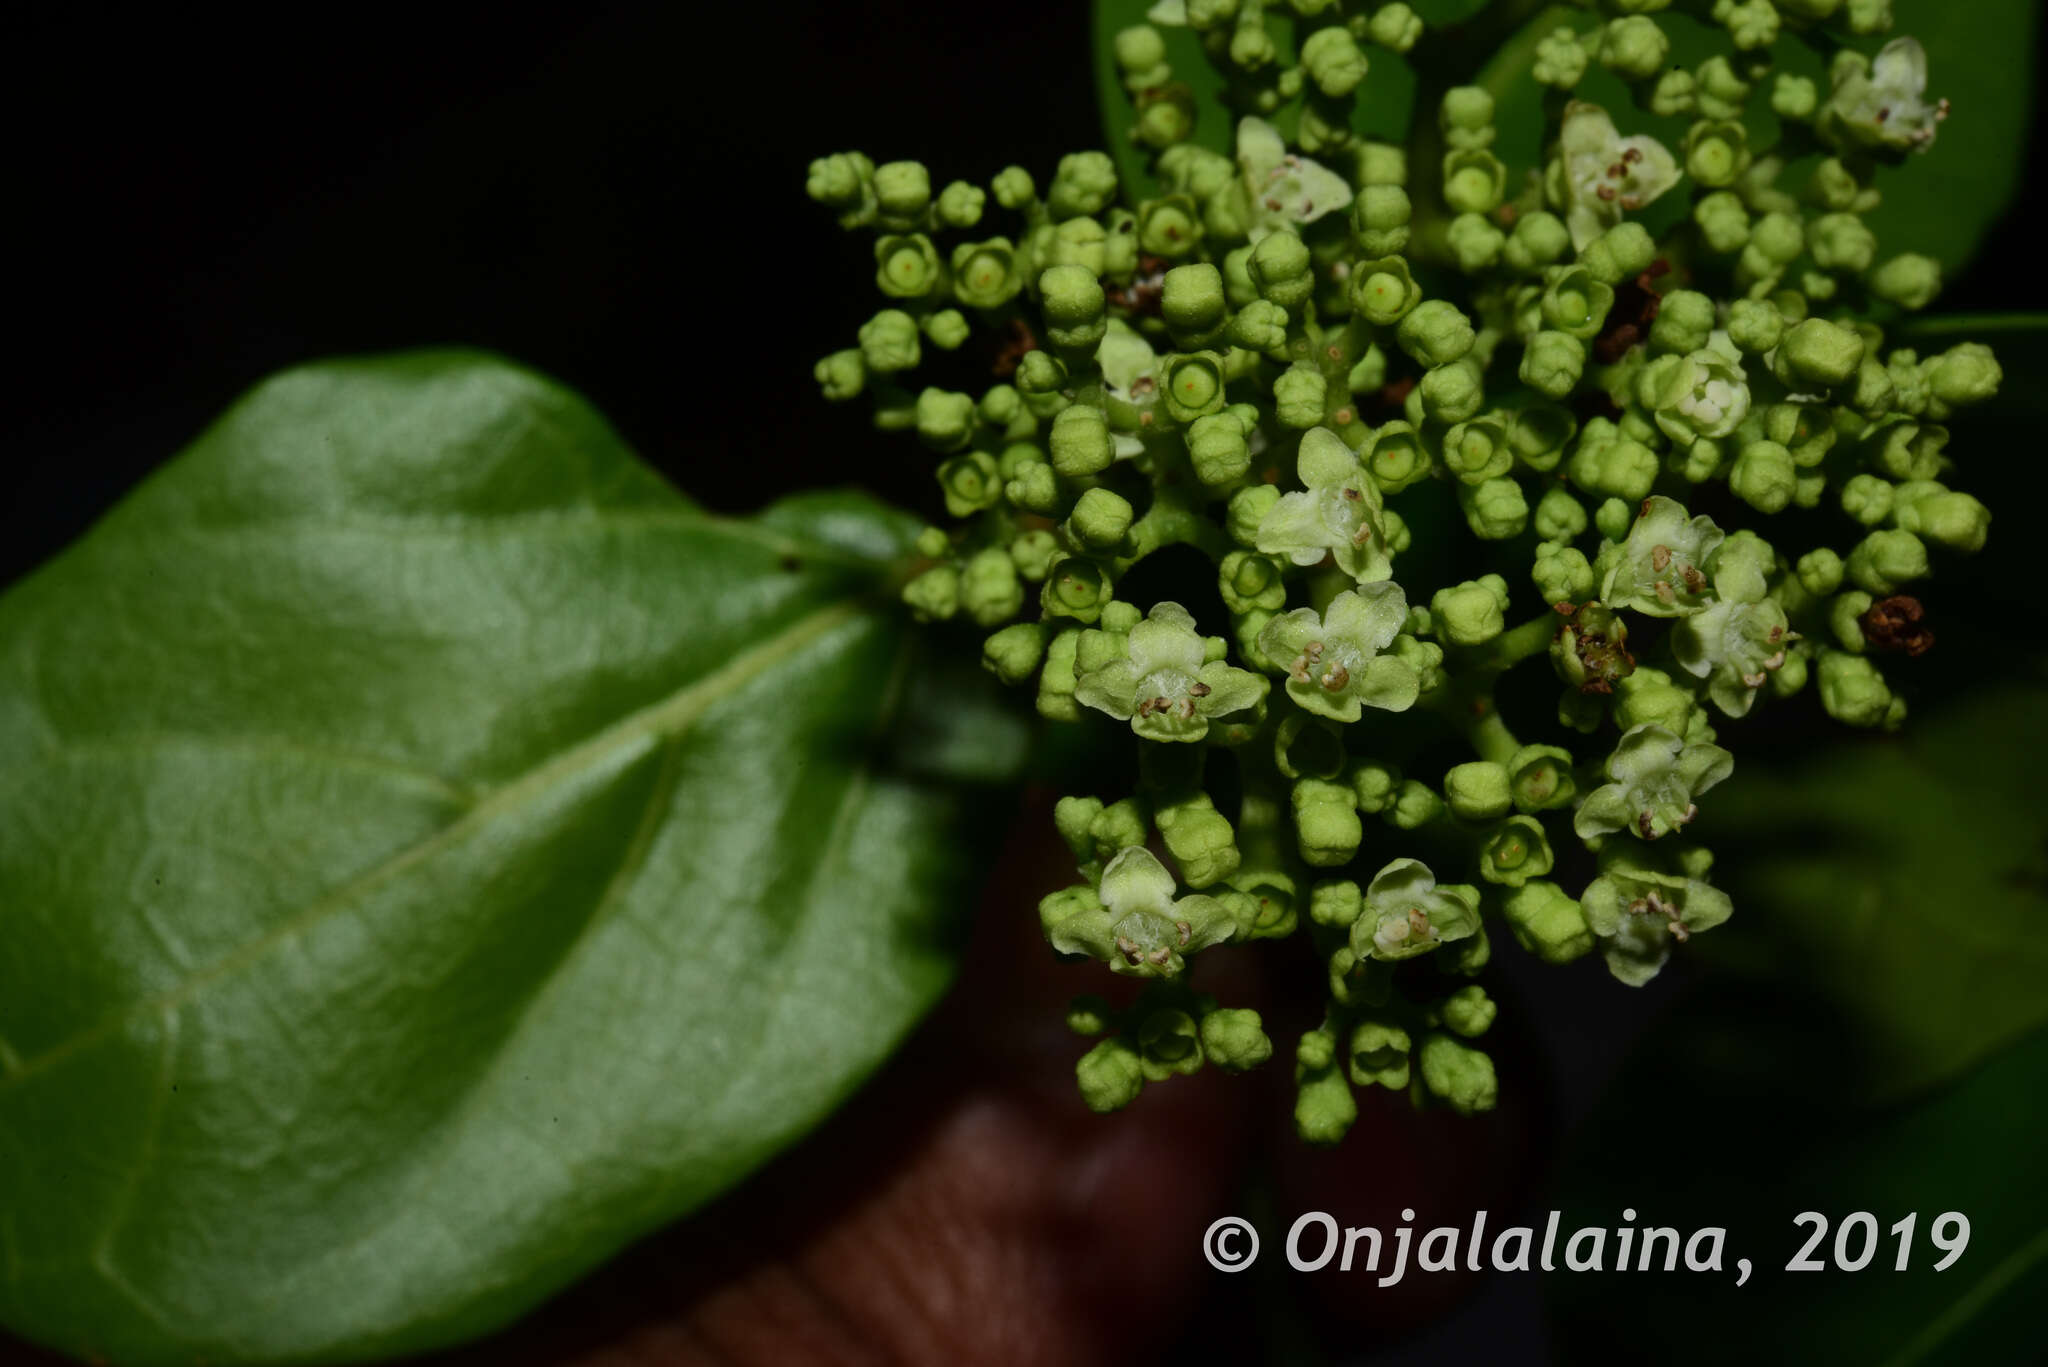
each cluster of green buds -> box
[807,0,1999,1142]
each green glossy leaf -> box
[0,353,1024,1365]
[1703,675,2048,1102]
[1552,1009,2048,1366]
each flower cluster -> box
[809,0,1998,1141]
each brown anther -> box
[1762,650,1786,671]
[1351,523,1373,546]
[1321,662,1350,692]
[1289,654,1312,684]
[1620,195,1642,211]
[1190,681,1212,698]
[1860,595,1935,657]
[1651,544,1673,571]
[1608,162,1626,179]
[1742,671,1767,688]
[1680,565,1706,593]
[1136,698,1157,719]
[1147,946,1174,966]
[1265,196,1285,212]
[1682,803,1698,824]
[1624,146,1643,164]
[1305,641,1325,658]
[1407,907,1436,940]
[1638,810,1659,839]
[1179,697,1198,720]
[1554,601,1579,615]
[1175,920,1192,947]
[1343,486,1363,500]
[1333,407,1354,425]
[1596,184,1618,202]
[1655,580,1676,604]
[1116,936,1143,964]
[1668,920,1691,943]
[1767,623,1784,643]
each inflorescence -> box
[808,0,1999,1141]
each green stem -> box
[1477,610,1564,673]
[1114,485,1230,570]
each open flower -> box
[1580,853,1733,986]
[1041,845,1237,977]
[1640,340,1751,447]
[1672,595,1794,717]
[1074,601,1268,741]
[1598,495,1725,617]
[1255,582,1419,722]
[1553,102,1680,249]
[1348,859,1481,963]
[1575,724,1734,841]
[1236,116,1353,241]
[1820,38,1946,160]
[1255,426,1393,583]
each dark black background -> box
[2,5,2042,1364]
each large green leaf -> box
[0,353,1024,1364]
[1704,675,2048,1102]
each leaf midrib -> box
[0,597,868,1093]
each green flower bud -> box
[1351,184,1412,257]
[1347,1016,1411,1089]
[1845,528,1928,594]
[1039,264,1107,353]
[1594,495,1632,542]
[1694,53,1749,119]
[1649,67,1698,117]
[1521,330,1586,399]
[1600,15,1669,80]
[1445,212,1506,274]
[1437,86,1496,150]
[917,311,967,353]
[1442,149,1507,214]
[982,622,1048,685]
[1482,819,1540,893]
[1015,347,1067,397]
[1004,459,1060,515]
[1228,298,1289,353]
[1533,542,1596,606]
[1046,151,1117,221]
[1724,298,1782,354]
[1292,778,1364,866]
[1508,404,1578,472]
[1432,575,1509,645]
[1349,760,1402,815]
[1767,69,1817,120]
[1241,234,1310,316]
[960,547,1024,627]
[1388,779,1446,830]
[1160,263,1227,348]
[1310,878,1364,930]
[1894,485,1990,554]
[946,238,1023,310]
[1441,418,1511,485]
[1818,649,1901,729]
[1444,761,1513,821]
[1076,1038,1144,1112]
[1201,1008,1273,1071]
[1227,483,1282,548]
[1350,254,1423,324]
[1829,589,1872,652]
[936,449,1000,516]
[1294,1030,1358,1144]
[1460,476,1529,541]
[1065,993,1111,1037]
[915,387,977,452]
[1806,212,1876,275]
[988,165,1035,211]
[1534,25,1590,87]
[1867,253,1942,311]
[1773,317,1865,390]
[1730,440,1797,513]
[1570,433,1659,502]
[1067,487,1135,551]
[1533,486,1588,544]
[1153,790,1241,889]
[1161,350,1229,422]
[1504,210,1572,274]
[1502,881,1594,964]
[1693,190,1752,254]
[813,348,865,402]
[1841,472,1895,526]
[1541,265,1616,341]
[1789,548,1842,598]
[806,150,874,223]
[874,233,941,300]
[1397,299,1475,367]
[1368,2,1423,51]
[902,563,959,622]
[1649,290,1716,355]
[857,309,921,373]
[1418,1033,1497,1115]
[1419,357,1486,424]
[1267,364,1323,429]
[1925,343,2001,414]
[873,159,932,223]
[1301,25,1369,97]
[1440,985,1498,1039]
[1049,403,1114,477]
[1683,119,1750,188]
[1180,413,1246,489]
